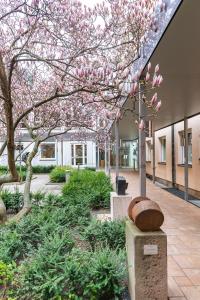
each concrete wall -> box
[146,114,200,195]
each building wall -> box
[155,126,172,184]
[0,140,96,168]
[146,114,200,195]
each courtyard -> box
[0,0,200,299]
[113,171,200,300]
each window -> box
[179,130,192,164]
[40,143,56,159]
[71,144,87,166]
[159,137,166,162]
[146,141,152,161]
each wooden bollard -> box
[128,198,164,232]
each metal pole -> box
[184,118,189,201]
[171,124,176,187]
[139,81,146,197]
[19,140,22,182]
[104,139,107,174]
[108,138,111,176]
[61,138,63,166]
[115,120,119,179]
[152,129,156,184]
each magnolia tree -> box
[0,0,167,185]
[17,95,111,211]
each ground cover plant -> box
[0,170,127,299]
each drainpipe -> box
[184,118,189,201]
[139,81,146,197]
[115,119,119,179]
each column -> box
[184,118,189,201]
[108,138,111,176]
[152,130,156,184]
[139,81,146,197]
[115,120,119,179]
[104,139,107,174]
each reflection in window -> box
[159,137,166,162]
[40,143,55,159]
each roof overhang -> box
[112,0,200,139]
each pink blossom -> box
[145,72,150,82]
[147,62,151,72]
[139,119,145,130]
[155,64,160,73]
[155,100,162,111]
[150,93,158,106]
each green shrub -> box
[14,247,126,300]
[84,167,96,171]
[62,170,113,209]
[50,166,72,183]
[32,165,55,174]
[83,219,126,251]
[0,189,23,213]
[0,260,15,298]
[31,190,46,205]
[0,165,56,175]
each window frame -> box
[179,130,192,165]
[159,136,166,163]
[71,143,87,166]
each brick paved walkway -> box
[112,170,200,300]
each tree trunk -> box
[0,54,19,182]
[23,140,40,208]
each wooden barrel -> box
[130,200,164,232]
[128,196,150,220]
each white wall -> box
[0,140,96,168]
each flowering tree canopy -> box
[0,0,167,182]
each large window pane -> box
[40,143,55,159]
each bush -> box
[0,260,15,298]
[0,165,56,175]
[62,170,113,209]
[84,167,96,171]
[50,166,72,183]
[14,247,126,300]
[83,219,126,251]
[32,165,55,174]
[0,189,23,213]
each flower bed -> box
[0,170,127,299]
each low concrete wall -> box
[110,192,132,220]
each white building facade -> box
[0,131,97,169]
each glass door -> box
[71,144,87,166]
